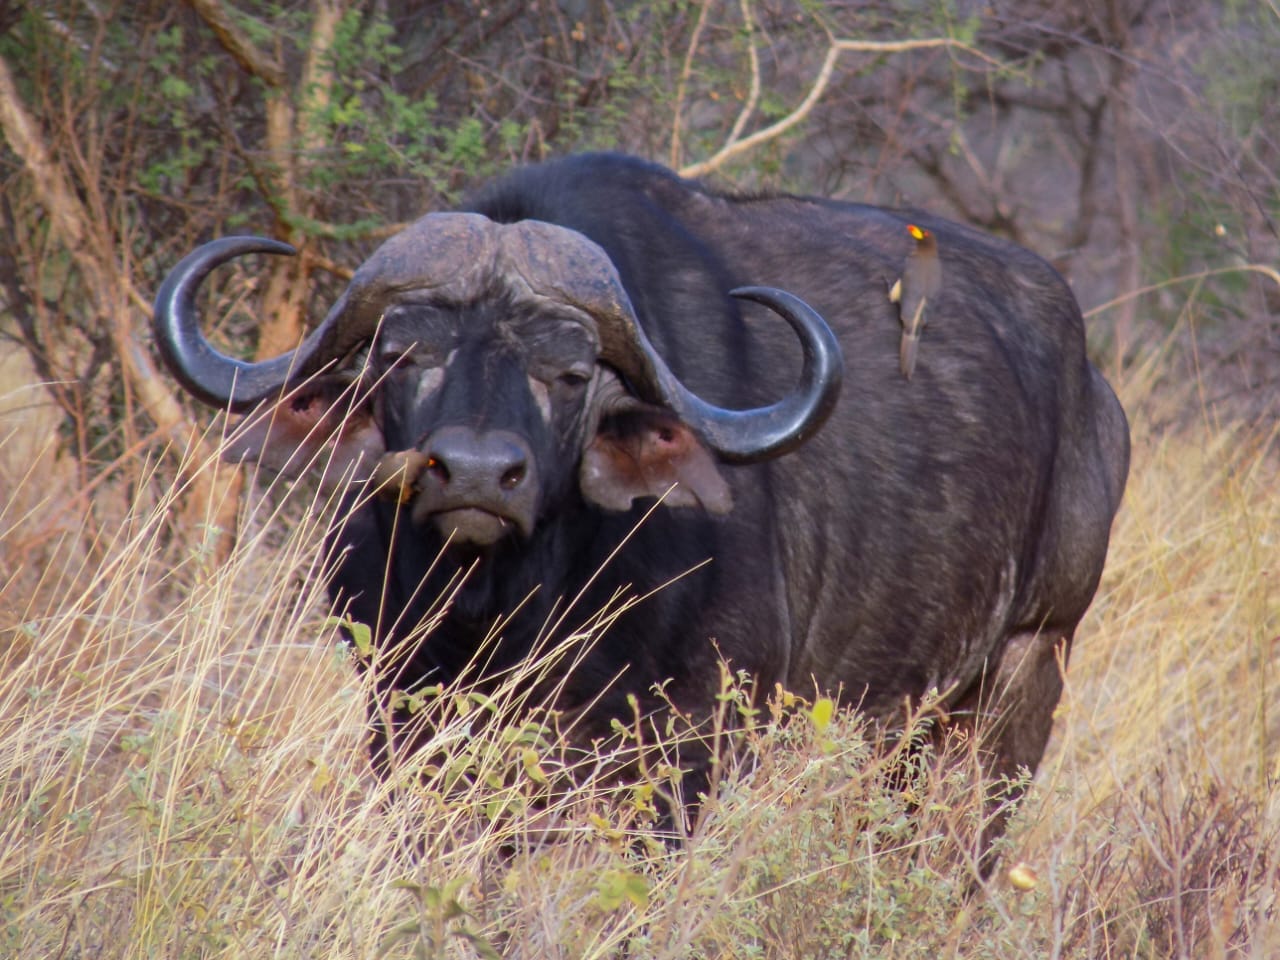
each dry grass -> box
[0,352,1276,958]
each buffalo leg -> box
[949,627,1071,875]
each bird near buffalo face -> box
[153,153,1130,863]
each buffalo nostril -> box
[423,426,534,498]
[500,463,527,490]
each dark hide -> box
[165,154,1130,851]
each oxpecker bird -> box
[888,224,941,380]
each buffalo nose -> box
[424,426,532,496]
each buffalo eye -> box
[377,343,413,368]
[378,342,445,371]
[557,370,590,390]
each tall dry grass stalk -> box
[1013,351,1279,959]
[1,355,1276,958]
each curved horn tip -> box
[728,285,820,320]
[153,236,303,411]
[678,284,842,463]
[155,236,298,313]
[729,284,843,373]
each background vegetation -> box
[1,1,1276,956]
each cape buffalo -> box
[154,153,1129,847]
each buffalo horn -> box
[500,221,844,463]
[156,219,844,463]
[152,219,495,410]
[678,286,843,462]
[154,237,326,411]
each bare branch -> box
[681,35,1002,180]
[183,0,285,87]
[0,54,95,268]
[1,45,251,557]
[668,0,715,169]
[255,0,350,357]
[298,0,344,154]
[0,51,194,448]
[724,0,762,148]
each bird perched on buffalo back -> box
[887,223,941,380]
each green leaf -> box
[595,868,649,910]
[809,697,835,733]
[324,615,374,657]
[521,747,549,785]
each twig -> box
[724,0,761,148]
[183,0,285,87]
[1083,264,1280,320]
[669,0,715,169]
[681,36,1000,179]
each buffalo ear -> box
[222,374,385,490]
[580,408,732,514]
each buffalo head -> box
[153,215,842,547]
